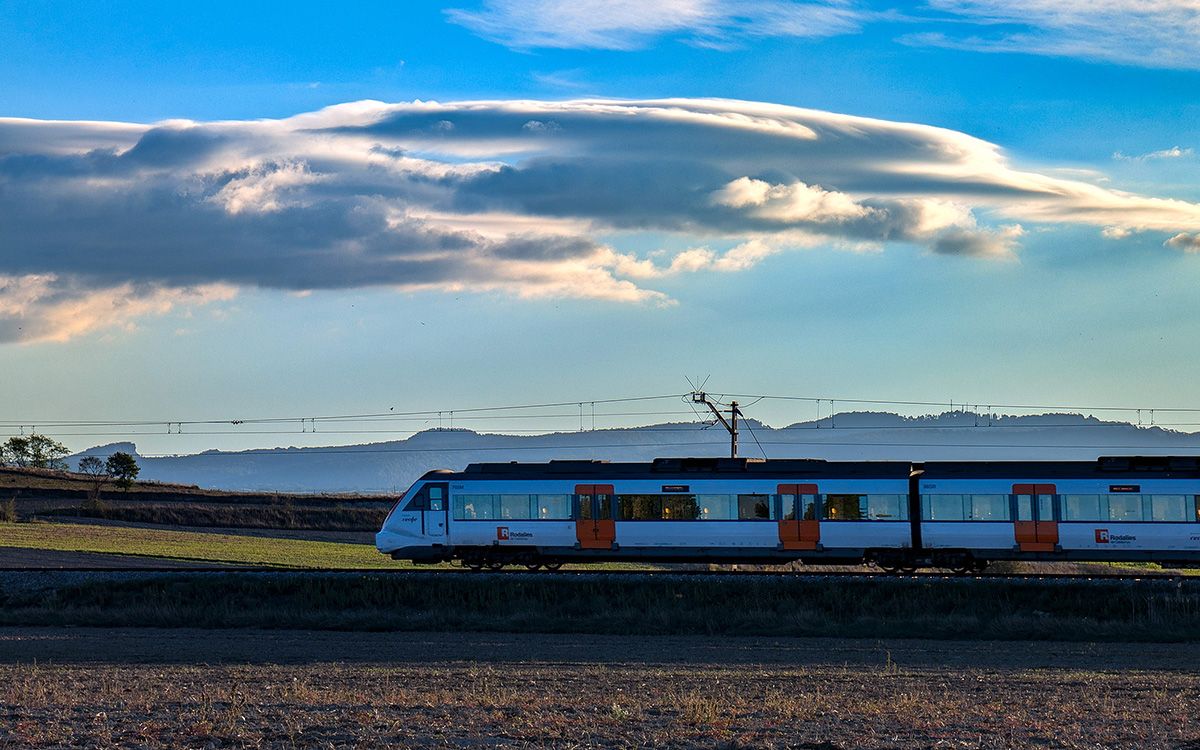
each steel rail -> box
[3,567,1195,581]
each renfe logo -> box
[1095,529,1110,543]
[497,526,510,541]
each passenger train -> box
[375,456,1200,572]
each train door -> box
[1013,483,1058,552]
[575,484,615,550]
[425,483,448,539]
[778,483,820,550]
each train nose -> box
[376,525,423,555]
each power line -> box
[129,437,1200,460]
[722,393,1200,415]
[0,393,689,430]
[15,419,1200,439]
[13,389,1200,432]
[8,388,1200,459]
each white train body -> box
[376,456,1200,571]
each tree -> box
[1,437,31,467]
[78,455,108,503]
[1,434,69,469]
[105,452,140,490]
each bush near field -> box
[5,573,1200,641]
[1,466,397,529]
[0,466,396,506]
[42,501,388,531]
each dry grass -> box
[1,658,1197,748]
[0,521,394,568]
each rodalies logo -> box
[496,526,533,541]
[1095,529,1110,543]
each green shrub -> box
[6,574,1200,642]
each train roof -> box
[432,456,907,480]
[920,456,1200,479]
[440,457,912,481]
[419,455,1200,482]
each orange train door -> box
[778,483,820,550]
[1013,484,1058,552]
[575,484,616,550]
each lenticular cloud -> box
[2,97,1199,342]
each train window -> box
[537,494,571,519]
[1196,497,1200,522]
[596,494,613,520]
[453,494,496,520]
[697,494,735,520]
[801,494,818,520]
[824,494,864,521]
[403,487,428,511]
[1037,494,1054,522]
[618,495,662,521]
[966,495,1008,521]
[662,495,700,520]
[499,494,533,520]
[1015,495,1034,521]
[1150,495,1188,522]
[1062,495,1101,521]
[866,494,906,520]
[780,493,797,521]
[578,495,594,521]
[738,494,773,520]
[923,495,965,521]
[1106,495,1143,522]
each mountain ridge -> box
[67,411,1200,493]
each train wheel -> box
[543,561,563,571]
[465,560,484,572]
[486,561,505,571]
[524,562,542,571]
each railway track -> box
[3,566,1196,582]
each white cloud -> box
[449,0,1200,70]
[1114,146,1195,162]
[3,97,1200,342]
[1165,233,1200,253]
[210,160,317,214]
[445,0,864,50]
[0,275,235,344]
[911,1,1200,70]
[712,177,872,223]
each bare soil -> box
[1,628,1198,749]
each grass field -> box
[0,521,397,569]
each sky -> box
[1,0,1199,455]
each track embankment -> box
[1,569,1198,641]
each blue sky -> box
[1,1,1199,454]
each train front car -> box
[375,470,457,563]
[377,457,915,569]
[918,456,1200,569]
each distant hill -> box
[66,411,1200,493]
